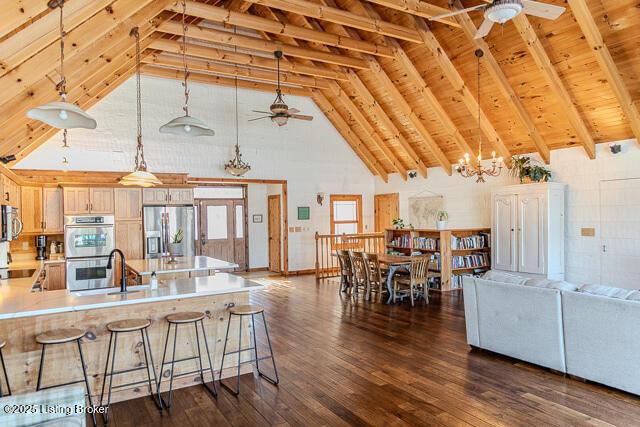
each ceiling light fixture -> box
[120,27,162,188]
[26,0,96,129]
[225,26,251,177]
[456,49,504,183]
[159,0,214,137]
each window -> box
[330,195,363,236]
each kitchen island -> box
[125,255,239,285]
[0,272,261,403]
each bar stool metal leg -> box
[0,348,10,397]
[76,339,97,427]
[100,331,118,425]
[143,328,162,409]
[257,312,279,385]
[198,319,217,397]
[217,313,232,386]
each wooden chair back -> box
[410,256,430,285]
[348,251,368,286]
[336,250,352,278]
[362,252,383,284]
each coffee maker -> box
[36,235,46,260]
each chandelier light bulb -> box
[184,124,191,133]
[58,110,68,120]
[491,151,496,158]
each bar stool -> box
[35,328,96,427]
[0,339,11,397]
[99,319,161,424]
[219,305,279,395]
[156,311,217,408]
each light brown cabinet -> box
[143,188,194,205]
[43,187,63,233]
[64,187,114,214]
[114,188,142,221]
[1,176,20,208]
[115,221,143,284]
[168,188,194,205]
[21,186,43,233]
[43,262,66,291]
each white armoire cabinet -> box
[491,183,565,280]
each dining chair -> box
[393,256,438,306]
[348,251,369,298]
[362,253,388,302]
[336,250,353,293]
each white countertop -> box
[0,273,262,320]
[125,256,239,276]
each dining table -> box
[376,254,413,304]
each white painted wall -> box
[247,183,268,269]
[375,139,640,287]
[16,75,375,271]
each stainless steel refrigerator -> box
[143,205,195,259]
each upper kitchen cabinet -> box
[21,186,43,233]
[63,187,114,215]
[1,175,20,208]
[142,188,194,205]
[142,188,169,205]
[21,186,64,234]
[114,188,142,221]
[168,188,194,205]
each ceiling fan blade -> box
[429,4,485,21]
[286,108,300,114]
[475,18,494,39]
[290,114,314,121]
[252,110,272,114]
[522,0,566,20]
[248,116,271,122]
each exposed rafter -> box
[513,14,596,159]
[361,0,459,27]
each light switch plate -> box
[581,227,596,237]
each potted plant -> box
[168,228,184,261]
[392,218,405,229]
[436,211,449,230]
[509,155,552,183]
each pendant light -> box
[224,26,251,177]
[26,0,96,129]
[456,49,504,183]
[159,0,214,137]
[119,27,162,188]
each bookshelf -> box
[384,228,491,292]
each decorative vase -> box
[436,220,448,230]
[168,242,182,263]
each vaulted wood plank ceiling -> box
[1,0,639,182]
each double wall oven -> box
[65,215,115,291]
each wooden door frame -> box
[268,194,282,273]
[374,193,399,232]
[189,178,288,275]
[195,185,249,271]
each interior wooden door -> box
[268,195,281,273]
[199,200,235,264]
[374,193,399,252]
[517,192,545,274]
[492,193,517,272]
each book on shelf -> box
[413,236,439,250]
[450,233,491,250]
[451,252,490,269]
[389,235,411,248]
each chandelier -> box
[26,0,96,129]
[456,49,504,183]
[119,27,162,188]
[224,26,250,177]
[159,0,214,137]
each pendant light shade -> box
[27,0,96,129]
[119,27,161,188]
[159,115,214,136]
[26,100,97,129]
[159,0,213,137]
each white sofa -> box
[463,271,640,395]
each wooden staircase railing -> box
[314,232,384,279]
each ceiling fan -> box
[429,0,565,39]
[249,50,313,127]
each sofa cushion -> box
[525,278,580,292]
[624,291,640,301]
[578,284,636,300]
[482,270,530,285]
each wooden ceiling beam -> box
[142,65,310,97]
[310,89,388,181]
[143,52,330,88]
[148,38,347,81]
[361,0,459,27]
[242,0,423,42]
[453,0,550,164]
[0,0,51,39]
[0,0,156,105]
[411,16,512,164]
[166,1,394,57]
[567,0,640,145]
[157,20,369,69]
[0,0,113,78]
[512,15,596,159]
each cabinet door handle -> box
[86,203,89,211]
[4,192,8,202]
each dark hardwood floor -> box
[107,274,640,426]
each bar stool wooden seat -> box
[35,328,95,426]
[0,339,11,398]
[219,304,279,396]
[157,311,216,409]
[99,318,161,424]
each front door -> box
[268,195,281,273]
[199,199,247,269]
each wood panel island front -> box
[0,272,262,405]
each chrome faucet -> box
[106,249,127,294]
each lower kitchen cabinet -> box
[43,262,66,291]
